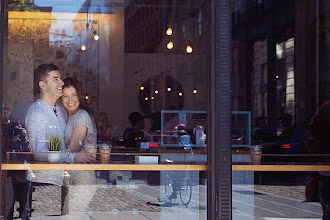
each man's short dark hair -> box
[34,64,59,96]
[128,112,146,126]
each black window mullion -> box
[208,0,232,219]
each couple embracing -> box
[25,64,97,215]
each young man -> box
[123,112,146,148]
[25,64,95,215]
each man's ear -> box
[39,80,46,91]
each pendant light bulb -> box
[186,45,193,54]
[167,41,174,50]
[93,30,99,40]
[166,27,173,36]
[81,45,86,51]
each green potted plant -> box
[47,135,63,162]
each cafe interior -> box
[0,0,330,219]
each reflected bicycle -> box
[164,171,192,207]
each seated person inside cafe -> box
[123,112,146,149]
[5,119,32,220]
[277,113,296,142]
[252,116,277,144]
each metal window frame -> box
[208,0,232,219]
[0,0,4,216]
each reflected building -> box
[232,0,330,129]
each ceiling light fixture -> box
[167,41,174,50]
[186,45,193,54]
[166,27,172,36]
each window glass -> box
[232,0,330,219]
[2,0,209,219]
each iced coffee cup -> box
[85,144,97,159]
[99,144,111,164]
[249,145,263,165]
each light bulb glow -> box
[186,45,193,53]
[167,87,171,92]
[145,97,148,101]
[166,28,173,36]
[140,86,144,90]
[193,89,198,94]
[151,97,154,100]
[276,75,279,79]
[94,34,99,40]
[81,45,86,51]
[167,41,174,50]
[155,90,159,94]
[178,92,183,96]
[85,95,89,99]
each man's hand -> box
[73,153,95,163]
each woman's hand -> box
[73,153,95,163]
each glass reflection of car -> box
[258,128,311,163]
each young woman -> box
[61,77,96,153]
[61,77,96,215]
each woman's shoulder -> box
[72,109,93,124]
[76,109,89,117]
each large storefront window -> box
[232,0,330,219]
[1,1,209,219]
[3,0,329,219]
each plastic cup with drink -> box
[85,143,97,159]
[99,143,111,164]
[249,145,263,165]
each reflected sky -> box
[34,0,86,13]
[33,0,120,13]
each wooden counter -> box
[1,163,207,171]
[2,163,330,172]
[3,151,329,172]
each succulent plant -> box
[46,135,63,151]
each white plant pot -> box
[48,151,61,163]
